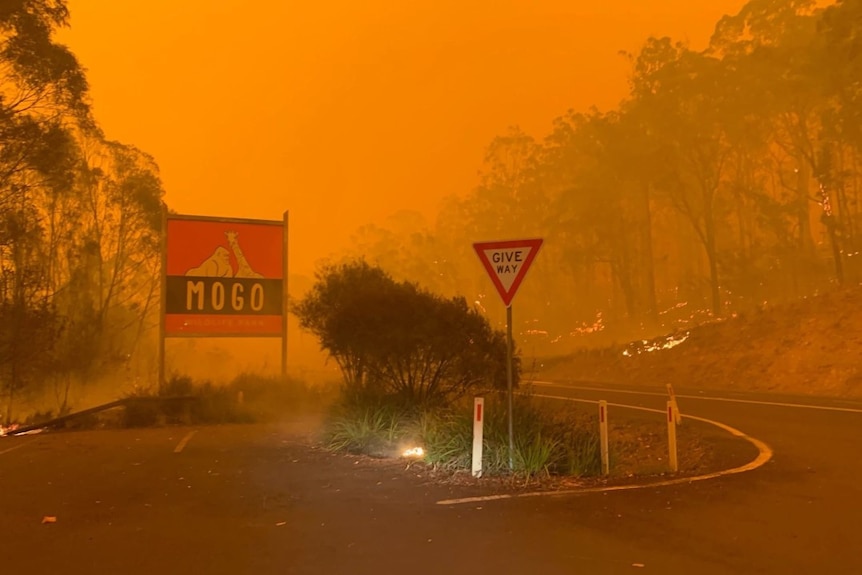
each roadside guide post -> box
[472,397,484,478]
[599,400,610,476]
[473,238,543,473]
[667,383,682,425]
[667,400,679,472]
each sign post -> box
[159,204,168,392]
[473,238,543,472]
[282,210,289,380]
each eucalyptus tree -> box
[49,137,164,397]
[627,37,739,315]
[543,110,658,324]
[346,210,461,297]
[819,0,862,148]
[710,0,846,285]
[814,0,862,276]
[467,126,546,241]
[0,0,91,422]
[437,128,558,327]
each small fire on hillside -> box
[623,331,690,356]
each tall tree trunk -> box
[796,159,815,255]
[817,146,845,285]
[640,182,658,322]
[704,203,722,315]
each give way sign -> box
[473,238,543,307]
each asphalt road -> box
[2,382,861,575]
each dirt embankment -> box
[539,287,862,398]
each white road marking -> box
[531,381,862,414]
[436,394,773,506]
[174,430,198,453]
[0,440,35,456]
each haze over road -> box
[3,383,860,574]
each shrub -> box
[413,410,472,470]
[324,401,404,456]
[323,392,603,480]
[293,260,517,408]
[515,433,559,480]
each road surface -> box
[2,382,860,574]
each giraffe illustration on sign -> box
[185,231,264,278]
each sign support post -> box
[158,203,168,392]
[506,305,514,471]
[282,210,289,380]
[472,238,543,475]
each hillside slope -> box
[538,287,862,398]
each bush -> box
[293,260,517,408]
[325,406,403,456]
[414,410,472,471]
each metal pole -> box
[281,210,289,380]
[158,204,167,392]
[506,304,514,472]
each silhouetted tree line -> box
[349,0,862,351]
[0,1,164,423]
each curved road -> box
[2,382,860,574]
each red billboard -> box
[164,215,285,336]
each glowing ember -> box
[402,447,425,458]
[570,312,605,335]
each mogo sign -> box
[164,215,285,336]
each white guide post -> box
[667,400,679,472]
[472,397,484,478]
[667,383,682,425]
[599,400,610,476]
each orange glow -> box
[58,1,745,275]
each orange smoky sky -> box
[58,1,745,276]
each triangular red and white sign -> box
[473,238,543,307]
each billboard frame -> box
[158,208,289,389]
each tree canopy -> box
[0,1,165,423]
[350,0,862,354]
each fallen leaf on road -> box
[42,516,57,524]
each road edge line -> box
[0,440,37,456]
[436,396,773,506]
[173,430,198,453]
[531,380,862,414]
